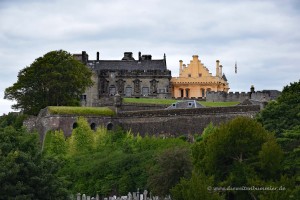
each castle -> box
[22,51,282,141]
[74,51,279,104]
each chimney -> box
[82,51,87,64]
[96,52,99,61]
[219,65,223,77]
[216,60,220,77]
[138,51,142,61]
[179,60,183,73]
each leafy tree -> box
[67,117,94,155]
[43,130,68,157]
[258,80,300,134]
[4,50,93,115]
[0,112,27,129]
[147,147,192,197]
[0,126,69,199]
[171,172,225,200]
[189,117,295,199]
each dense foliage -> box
[1,79,299,199]
[4,50,93,115]
[0,114,69,199]
[172,117,300,200]
[43,117,192,197]
[258,80,300,134]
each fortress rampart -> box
[24,105,260,142]
[206,90,280,102]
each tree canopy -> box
[258,80,300,134]
[4,50,93,115]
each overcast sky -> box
[1,0,300,115]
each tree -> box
[4,50,93,115]
[190,117,292,199]
[0,126,69,199]
[258,80,300,134]
[147,147,192,197]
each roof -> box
[166,100,205,109]
[87,59,167,71]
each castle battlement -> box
[206,90,281,102]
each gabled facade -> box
[171,55,229,98]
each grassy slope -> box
[123,98,239,107]
[48,106,115,116]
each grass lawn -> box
[123,98,177,105]
[123,98,239,107]
[199,101,240,107]
[48,106,115,116]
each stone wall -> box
[206,91,280,102]
[24,105,260,142]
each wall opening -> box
[107,122,113,130]
[90,123,96,131]
[72,122,78,129]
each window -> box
[199,73,202,77]
[125,87,132,97]
[188,74,191,77]
[142,87,149,96]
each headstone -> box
[96,194,100,200]
[87,196,91,200]
[128,192,133,200]
[77,193,81,200]
[91,198,95,200]
[143,190,148,200]
[82,194,87,200]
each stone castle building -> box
[171,55,229,98]
[74,51,172,106]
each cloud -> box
[0,0,300,114]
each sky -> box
[0,0,300,115]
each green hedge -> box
[48,106,115,116]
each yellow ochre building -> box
[171,55,229,98]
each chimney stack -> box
[179,60,183,73]
[216,60,220,77]
[96,52,99,61]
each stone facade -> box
[171,55,229,99]
[74,51,172,107]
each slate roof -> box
[222,74,228,81]
[88,60,167,71]
[166,100,205,109]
